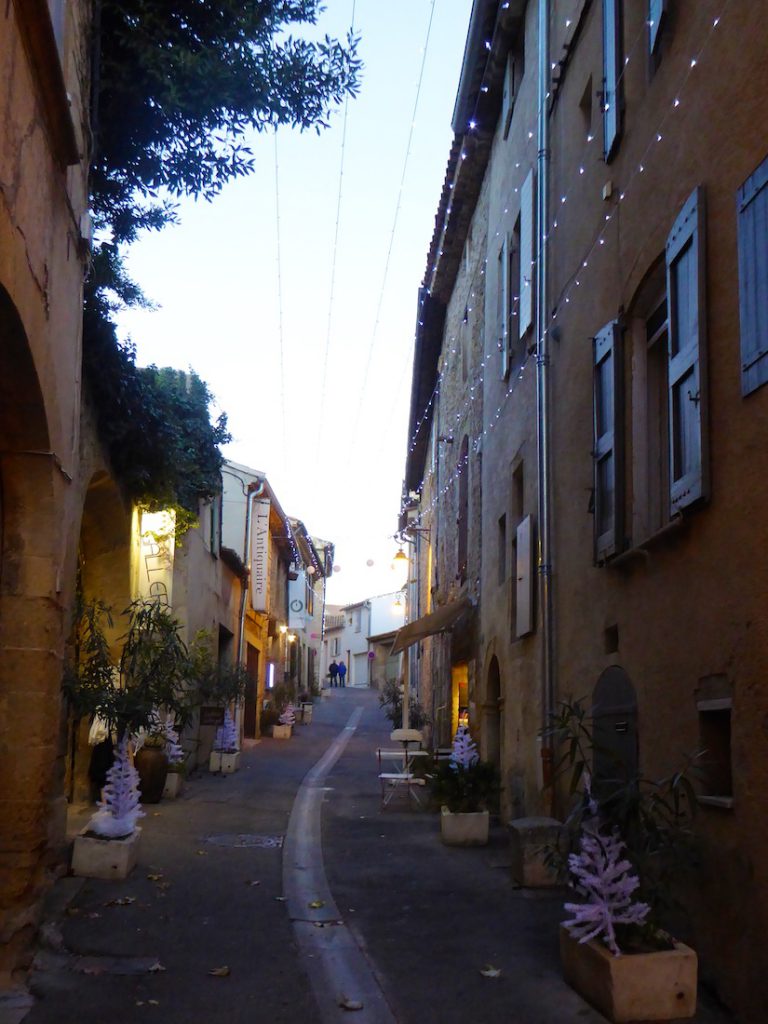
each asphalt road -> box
[17,687,733,1024]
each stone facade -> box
[0,0,92,980]
[403,1,768,1018]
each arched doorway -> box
[592,665,639,796]
[483,655,502,771]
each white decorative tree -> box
[450,725,479,772]
[87,736,144,838]
[164,717,185,765]
[563,821,650,956]
[279,704,296,727]
[214,707,238,752]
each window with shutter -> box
[47,0,67,59]
[665,187,708,511]
[502,53,516,141]
[648,0,666,54]
[737,155,768,396]
[519,170,535,337]
[593,320,624,561]
[498,238,510,379]
[602,0,623,161]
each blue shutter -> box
[737,156,768,396]
[602,0,622,161]
[666,187,708,511]
[649,0,666,54]
[593,321,623,561]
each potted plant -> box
[298,689,313,724]
[191,637,249,760]
[210,707,240,773]
[547,699,699,1022]
[378,678,430,731]
[162,716,186,797]
[64,599,195,876]
[430,727,498,846]
[273,704,295,739]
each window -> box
[697,698,733,807]
[602,0,623,161]
[593,321,624,561]
[737,154,768,395]
[498,222,521,379]
[501,44,524,141]
[666,187,708,511]
[210,492,222,556]
[354,607,361,633]
[579,75,593,141]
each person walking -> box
[337,659,347,688]
[329,659,339,687]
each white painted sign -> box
[250,499,271,611]
[289,572,307,629]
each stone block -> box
[272,724,292,739]
[509,816,563,887]
[71,828,141,881]
[219,751,240,773]
[162,771,183,798]
[559,925,697,1021]
[440,808,489,846]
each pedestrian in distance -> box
[329,659,339,687]
[337,659,347,688]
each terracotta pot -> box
[134,745,168,803]
[559,924,697,1022]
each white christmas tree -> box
[563,821,650,956]
[279,704,296,727]
[87,736,144,838]
[450,726,479,772]
[214,707,238,752]
[164,717,185,765]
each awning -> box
[390,597,474,655]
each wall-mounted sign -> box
[251,499,271,611]
[288,572,307,629]
[200,706,225,727]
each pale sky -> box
[116,1,473,605]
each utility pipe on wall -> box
[535,0,556,794]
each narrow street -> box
[23,690,733,1024]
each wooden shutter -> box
[515,514,535,637]
[666,187,708,511]
[499,237,510,379]
[737,156,768,396]
[519,170,535,338]
[602,0,622,161]
[593,321,624,561]
[648,0,666,54]
[502,53,516,140]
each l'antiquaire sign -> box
[251,499,271,611]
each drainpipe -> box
[535,0,556,798]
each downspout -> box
[535,0,556,799]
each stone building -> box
[402,0,768,1017]
[0,0,94,980]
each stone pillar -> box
[509,816,563,888]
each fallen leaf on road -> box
[148,962,166,973]
[147,874,163,881]
[208,966,231,977]
[152,812,161,817]
[136,1002,144,1007]
[157,882,171,890]
[87,913,101,920]
[338,996,364,1011]
[308,900,325,909]
[274,896,287,902]
[245,880,261,887]
[147,999,159,1006]
[65,908,80,916]
[82,965,104,976]
[196,850,208,856]
[104,897,136,907]
[480,965,502,978]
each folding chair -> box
[376,748,425,810]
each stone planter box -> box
[509,816,562,887]
[209,750,240,772]
[559,925,697,1022]
[301,703,313,724]
[162,771,184,798]
[272,724,292,739]
[72,827,142,880]
[440,807,489,846]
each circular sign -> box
[366,559,374,567]
[367,651,375,660]
[333,565,341,573]
[290,599,303,613]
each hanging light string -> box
[345,0,438,467]
[405,3,730,527]
[316,0,357,467]
[273,130,288,467]
[400,1,729,492]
